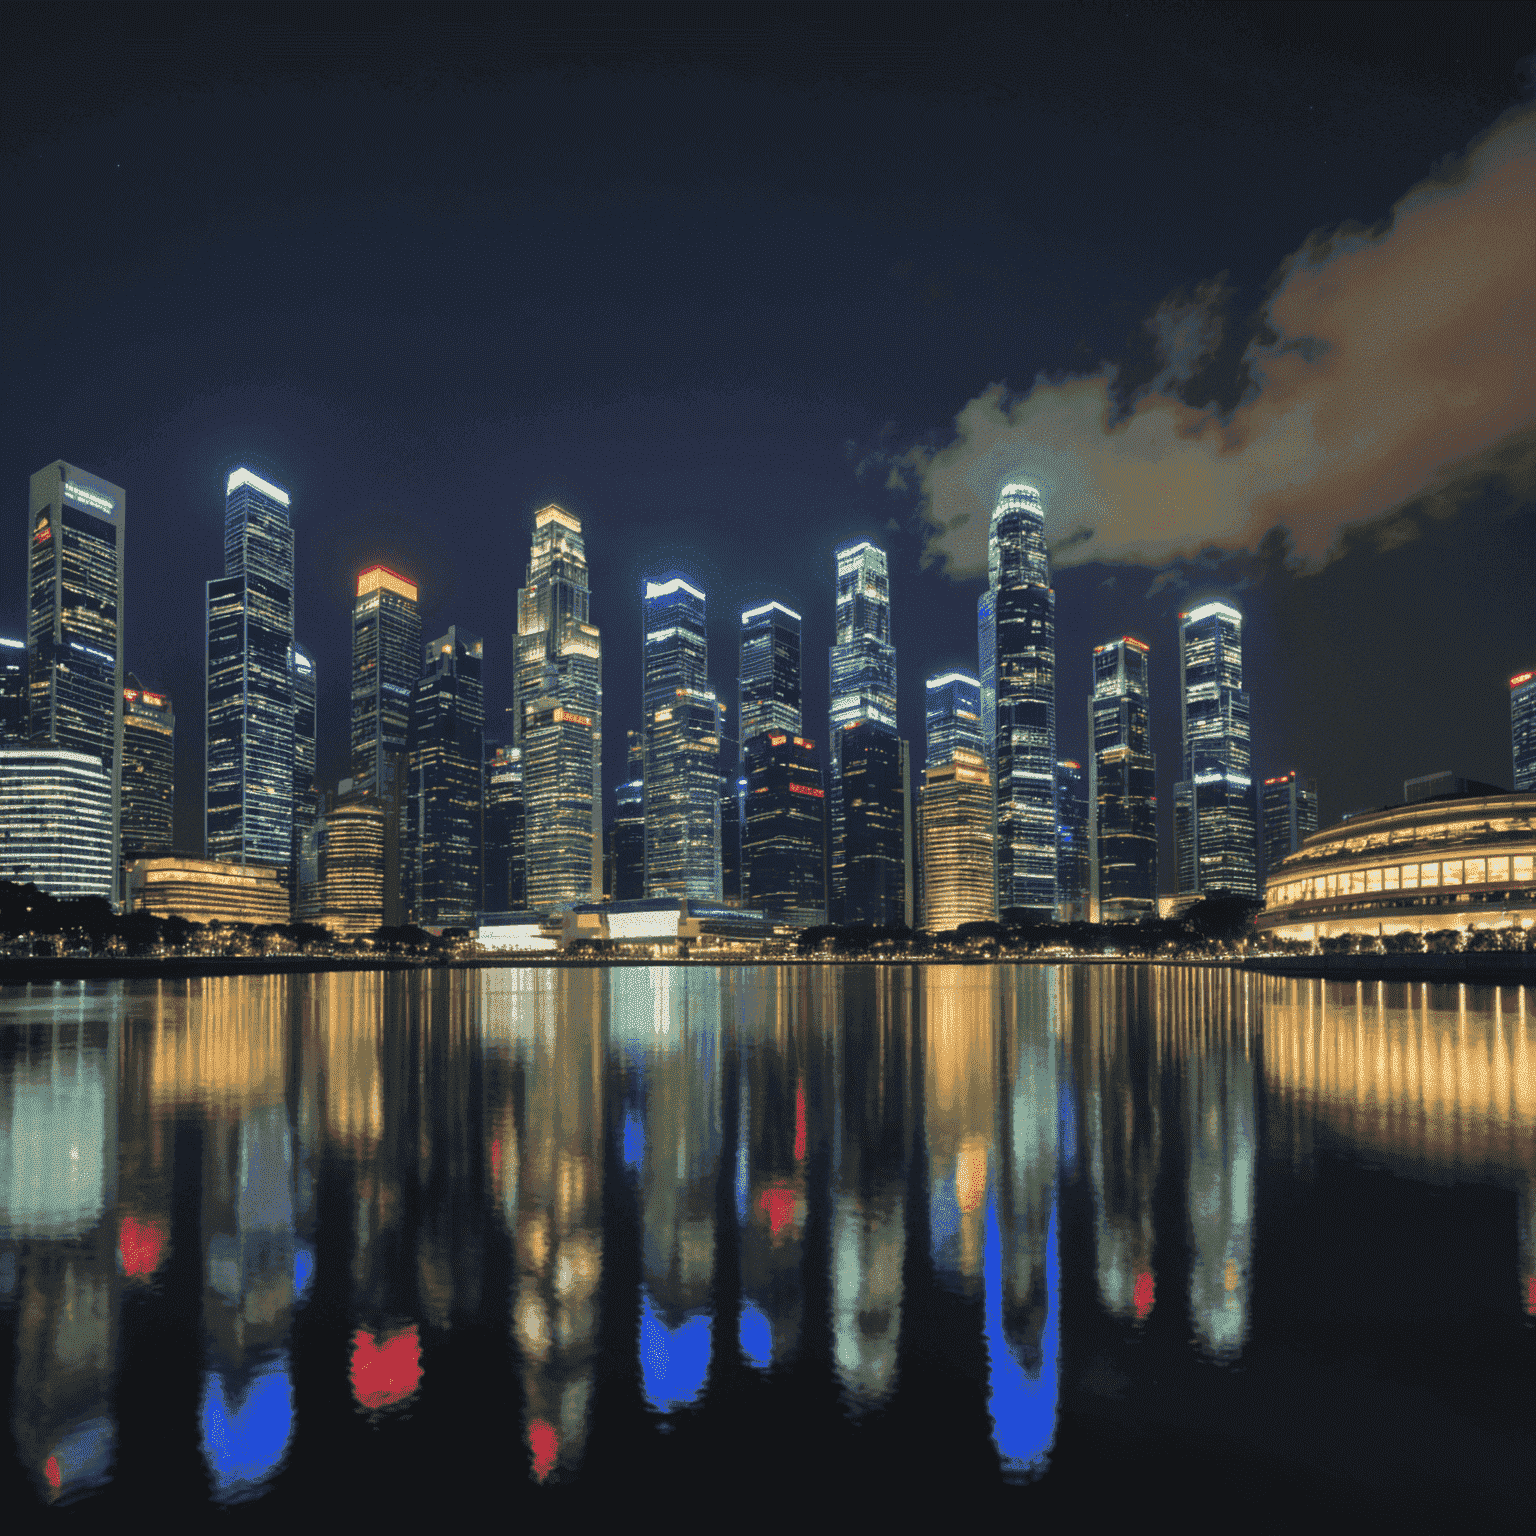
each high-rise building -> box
[1174,601,1257,898]
[739,601,802,745]
[515,505,602,905]
[1055,759,1089,921]
[1088,636,1158,921]
[206,467,293,899]
[350,564,421,924]
[483,742,526,913]
[840,720,906,927]
[920,747,995,930]
[406,627,484,927]
[743,731,826,925]
[0,746,113,900]
[308,782,384,937]
[642,574,720,900]
[0,637,26,742]
[1261,771,1319,877]
[718,698,742,902]
[983,484,1056,917]
[27,463,125,897]
[291,642,317,905]
[829,541,899,920]
[1513,670,1536,793]
[120,676,174,867]
[924,672,984,771]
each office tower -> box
[515,505,603,905]
[609,731,645,902]
[27,463,125,896]
[1088,636,1159,921]
[739,601,802,744]
[291,642,317,905]
[840,720,906,926]
[982,484,1057,917]
[483,742,526,912]
[0,746,113,899]
[1174,601,1257,898]
[0,637,26,742]
[206,468,294,899]
[829,541,900,921]
[742,731,826,925]
[350,564,421,924]
[920,747,995,929]
[1261,771,1319,878]
[924,672,984,771]
[308,782,385,936]
[1055,759,1089,921]
[120,676,174,866]
[642,574,720,900]
[718,698,743,902]
[406,627,485,927]
[1513,670,1536,792]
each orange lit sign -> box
[1513,672,1534,688]
[1122,636,1148,651]
[553,708,591,728]
[34,522,51,544]
[789,783,824,798]
[534,504,582,533]
[769,733,787,746]
[356,564,419,602]
[794,736,814,750]
[1061,759,1079,770]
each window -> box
[1401,864,1418,889]
[1350,870,1365,894]
[1489,856,1510,882]
[1420,863,1439,887]
[1366,867,1382,892]
[1515,855,1534,883]
[1383,866,1400,890]
[1442,860,1463,886]
[1464,858,1486,884]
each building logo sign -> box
[64,481,116,516]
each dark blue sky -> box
[4,3,1533,880]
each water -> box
[1,966,1531,1524]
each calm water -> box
[1,965,1531,1525]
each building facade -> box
[1513,670,1535,793]
[740,601,802,745]
[0,637,26,743]
[983,485,1056,917]
[840,720,907,927]
[483,742,526,913]
[515,505,603,905]
[120,677,174,867]
[126,856,290,928]
[1261,771,1319,879]
[1089,636,1158,921]
[206,467,293,880]
[27,463,125,896]
[924,672,984,771]
[306,782,385,936]
[0,746,113,900]
[1174,601,1257,899]
[718,699,742,903]
[291,642,317,905]
[742,731,826,925]
[1055,758,1089,921]
[920,747,995,930]
[642,575,720,900]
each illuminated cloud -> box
[910,105,1536,578]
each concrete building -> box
[125,856,290,927]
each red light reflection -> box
[758,1185,797,1238]
[1133,1271,1155,1320]
[350,1325,423,1409]
[119,1214,166,1278]
[491,1136,502,1184]
[44,1455,61,1490]
[1526,1276,1536,1316]
[793,1080,807,1163]
[528,1419,558,1482]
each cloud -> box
[909,104,1536,579]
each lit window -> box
[1383,866,1400,891]
[1419,863,1439,887]
[1514,855,1534,883]
[1350,870,1365,895]
[1366,868,1382,892]
[1442,860,1462,886]
[1401,864,1419,889]
[1488,856,1510,882]
[1464,858,1486,884]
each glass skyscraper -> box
[1512,670,1535,793]
[291,642,317,906]
[1088,636,1158,921]
[120,676,175,867]
[1174,601,1257,898]
[743,731,826,925]
[206,467,293,886]
[924,672,984,771]
[483,742,526,913]
[1055,758,1089,920]
[27,462,125,897]
[1261,771,1318,879]
[515,505,602,905]
[350,564,421,925]
[840,720,907,926]
[642,575,720,900]
[739,601,802,744]
[983,484,1057,918]
[718,698,743,903]
[0,636,26,743]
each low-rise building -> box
[126,856,290,927]
[0,747,113,901]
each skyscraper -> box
[920,747,995,930]
[27,463,125,896]
[1513,670,1536,793]
[924,672,984,771]
[1174,601,1257,898]
[406,627,484,927]
[0,637,26,743]
[120,676,174,867]
[718,698,742,903]
[983,484,1056,917]
[291,642,317,906]
[350,564,421,925]
[1261,771,1319,878]
[739,601,802,744]
[742,731,826,925]
[206,467,292,890]
[840,720,906,926]
[829,541,900,921]
[0,747,113,900]
[642,575,720,899]
[1088,636,1158,921]
[483,742,526,913]
[1055,759,1089,921]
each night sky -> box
[4,3,1533,887]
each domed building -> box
[1257,790,1536,944]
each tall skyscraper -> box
[1174,601,1257,898]
[829,541,899,921]
[924,672,984,771]
[120,676,174,867]
[0,637,26,742]
[350,564,421,925]
[742,730,826,925]
[1088,636,1158,921]
[27,463,125,897]
[983,484,1056,917]
[291,642,317,906]
[1261,771,1319,878]
[920,747,995,930]
[642,575,720,899]
[840,720,906,926]
[718,698,742,902]
[739,601,802,744]
[483,742,526,913]
[1513,670,1536,792]
[206,467,292,889]
[1055,759,1089,921]
[407,627,484,927]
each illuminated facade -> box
[920,748,995,929]
[0,746,113,899]
[1055,759,1089,921]
[1257,789,1536,942]
[206,467,293,878]
[126,855,291,927]
[515,505,602,905]
[642,575,720,900]
[983,485,1056,917]
[406,627,484,927]
[1513,670,1535,793]
[27,463,125,896]
[1261,770,1318,879]
[608,730,645,902]
[840,720,908,927]
[120,677,174,867]
[718,699,742,902]
[1089,636,1158,921]
[308,783,385,936]
[924,672,984,771]
[740,600,802,744]
[1174,601,1256,898]
[0,635,26,742]
[743,731,826,925]
[290,643,317,904]
[483,742,526,913]
[350,564,420,924]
